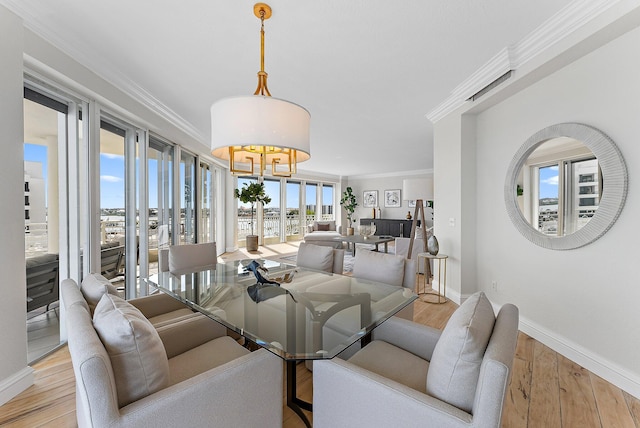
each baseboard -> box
[0,366,34,407]
[518,314,640,400]
[438,284,471,305]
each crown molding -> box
[426,0,622,124]
[1,0,206,144]
[451,47,514,102]
[346,169,433,181]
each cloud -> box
[101,175,123,183]
[541,175,558,186]
[101,153,123,159]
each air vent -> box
[467,71,513,101]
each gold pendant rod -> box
[253,3,272,97]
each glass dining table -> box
[144,259,416,427]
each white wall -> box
[0,5,34,406]
[436,23,640,397]
[346,172,433,230]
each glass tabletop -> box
[145,259,416,361]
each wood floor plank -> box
[501,353,532,427]
[1,394,75,428]
[528,341,562,428]
[590,373,636,428]
[515,332,535,361]
[623,392,640,428]
[558,354,601,428]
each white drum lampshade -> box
[211,95,310,176]
[402,178,433,202]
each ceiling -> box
[7,0,574,177]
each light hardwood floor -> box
[2,242,639,427]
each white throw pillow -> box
[80,273,119,311]
[297,243,334,272]
[352,250,405,287]
[426,291,495,413]
[93,294,169,407]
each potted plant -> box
[340,186,358,236]
[234,182,271,251]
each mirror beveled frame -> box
[505,123,628,250]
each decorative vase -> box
[346,227,354,236]
[406,211,412,220]
[427,235,439,256]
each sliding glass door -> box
[147,137,174,275]
[23,91,67,362]
[286,181,302,241]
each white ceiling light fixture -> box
[210,3,310,177]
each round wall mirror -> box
[504,123,627,250]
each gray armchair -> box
[313,292,519,428]
[62,279,283,427]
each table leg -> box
[287,360,312,428]
[383,241,388,253]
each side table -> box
[416,252,448,304]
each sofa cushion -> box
[93,294,169,408]
[297,243,334,273]
[426,291,495,413]
[81,273,119,312]
[352,250,405,287]
[316,223,330,231]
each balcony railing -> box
[237,214,334,241]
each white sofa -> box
[304,220,343,248]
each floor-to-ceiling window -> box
[322,183,335,220]
[262,178,281,244]
[285,181,302,241]
[199,162,215,243]
[23,92,66,362]
[98,120,128,292]
[179,150,196,244]
[237,176,259,247]
[305,183,317,225]
[147,137,174,274]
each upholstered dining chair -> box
[352,249,416,320]
[304,249,417,363]
[79,273,207,330]
[313,292,519,428]
[158,241,218,275]
[296,242,345,274]
[62,279,283,428]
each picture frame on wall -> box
[363,190,378,208]
[384,189,401,208]
[408,200,427,208]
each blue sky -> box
[539,165,559,199]
[25,144,332,210]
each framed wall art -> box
[363,190,378,208]
[384,189,401,208]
